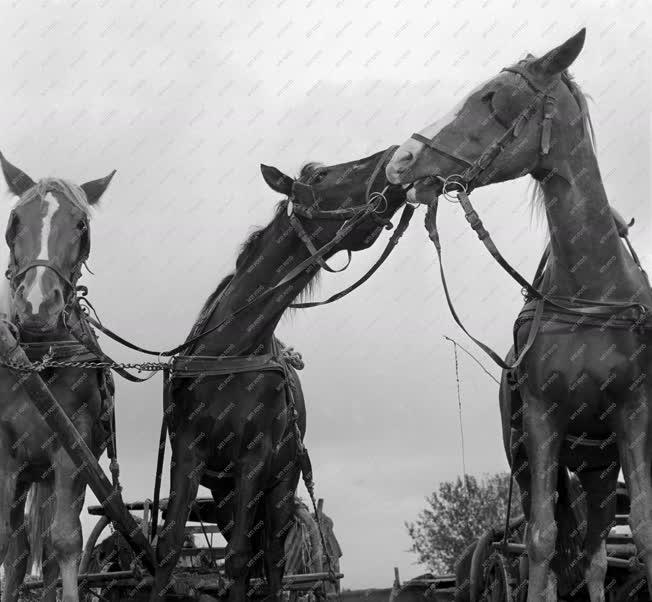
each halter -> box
[411,64,560,200]
[286,145,399,273]
[5,190,91,313]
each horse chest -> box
[0,370,100,463]
[521,329,646,406]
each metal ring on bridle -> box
[440,174,468,203]
[368,190,388,214]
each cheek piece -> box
[5,203,91,316]
[410,64,559,201]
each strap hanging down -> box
[291,203,415,309]
[425,190,652,370]
[425,195,543,370]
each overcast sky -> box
[0,0,649,590]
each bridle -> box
[5,194,91,321]
[85,145,416,357]
[411,63,559,202]
[413,63,652,370]
[286,144,400,274]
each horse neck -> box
[539,148,651,304]
[196,217,316,356]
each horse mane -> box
[195,162,326,326]
[0,178,92,320]
[529,68,596,218]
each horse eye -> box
[77,220,86,230]
[312,171,327,183]
[481,91,495,105]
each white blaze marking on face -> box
[415,77,492,140]
[25,193,59,314]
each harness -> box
[84,145,415,358]
[5,193,90,314]
[415,63,652,370]
[3,185,128,488]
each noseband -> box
[285,145,399,273]
[5,199,90,311]
[411,64,559,200]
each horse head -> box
[261,146,406,253]
[386,29,588,203]
[0,152,115,333]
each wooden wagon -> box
[459,483,648,602]
[0,321,341,601]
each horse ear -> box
[0,152,35,197]
[261,164,294,196]
[81,170,116,205]
[531,28,586,77]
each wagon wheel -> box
[481,551,517,602]
[80,515,111,574]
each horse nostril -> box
[401,151,414,164]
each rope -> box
[443,335,500,384]
[443,336,516,549]
[448,338,467,491]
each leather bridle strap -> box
[409,134,474,169]
[289,145,398,222]
[425,191,651,369]
[411,71,559,194]
[456,190,650,315]
[11,260,78,292]
[85,192,386,357]
[426,196,544,370]
[289,212,352,273]
[291,202,415,309]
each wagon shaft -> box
[0,321,156,573]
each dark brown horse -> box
[387,29,652,602]
[0,154,115,602]
[152,149,407,601]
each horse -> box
[151,148,407,602]
[386,29,652,602]
[0,153,116,602]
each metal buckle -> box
[440,174,468,203]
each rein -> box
[417,65,651,369]
[85,146,415,359]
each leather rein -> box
[84,145,416,362]
[414,64,651,370]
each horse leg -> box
[3,480,30,602]
[41,483,59,602]
[522,388,564,602]
[0,445,21,599]
[50,453,86,602]
[264,480,298,600]
[614,386,652,596]
[576,465,618,602]
[151,432,204,601]
[226,461,268,602]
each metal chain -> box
[0,355,171,373]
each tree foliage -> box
[406,473,517,574]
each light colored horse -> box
[0,153,115,602]
[387,29,652,602]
